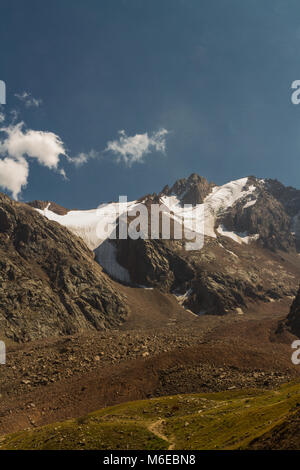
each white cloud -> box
[68,149,98,167]
[0,157,28,200]
[0,122,66,169]
[14,91,42,108]
[59,167,67,180]
[0,100,169,200]
[105,128,169,166]
[0,122,67,199]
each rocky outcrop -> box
[0,193,129,342]
[161,173,215,205]
[219,179,295,251]
[116,238,194,290]
[264,179,300,217]
[286,287,300,337]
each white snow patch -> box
[226,249,238,258]
[35,177,261,277]
[218,242,238,257]
[38,177,257,251]
[36,200,139,283]
[173,289,200,316]
[235,307,244,315]
[243,199,257,209]
[161,177,256,239]
[94,240,131,283]
[216,224,259,245]
[174,288,193,304]
[36,200,139,251]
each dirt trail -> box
[148,419,175,450]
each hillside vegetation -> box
[1,381,300,450]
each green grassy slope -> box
[1,381,300,450]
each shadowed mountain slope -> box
[0,193,129,342]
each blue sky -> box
[1,0,300,208]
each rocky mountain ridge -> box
[29,174,300,318]
[160,173,216,205]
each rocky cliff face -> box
[115,234,298,315]
[0,193,129,342]
[218,177,297,252]
[286,287,300,337]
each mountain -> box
[1,172,299,342]
[30,174,300,316]
[0,192,129,343]
[160,173,216,205]
[1,173,300,449]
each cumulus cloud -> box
[14,91,42,108]
[67,128,169,169]
[0,122,67,199]
[0,112,5,123]
[105,128,169,166]
[0,157,28,200]
[0,122,66,169]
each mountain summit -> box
[161,173,216,205]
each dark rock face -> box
[286,287,300,337]
[0,193,129,342]
[220,185,294,252]
[161,173,215,205]
[264,179,300,217]
[116,238,194,291]
[216,177,300,252]
[114,234,298,315]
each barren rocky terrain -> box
[0,296,299,437]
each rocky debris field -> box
[0,301,299,437]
